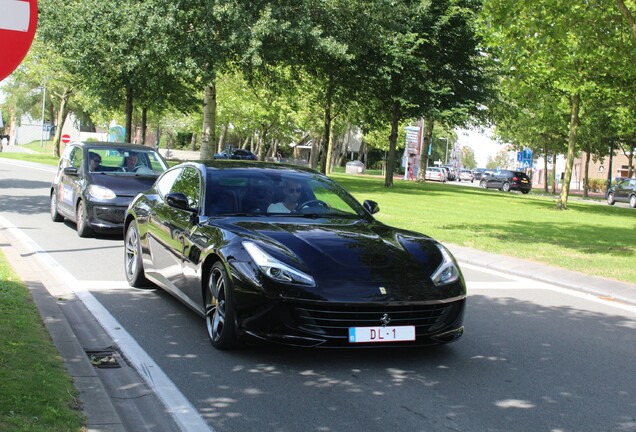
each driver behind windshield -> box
[268,180,303,213]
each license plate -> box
[348,326,415,343]
[521,179,528,183]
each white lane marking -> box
[461,262,636,313]
[0,0,30,32]
[0,215,213,432]
[0,158,57,173]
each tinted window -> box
[203,169,366,217]
[156,167,202,209]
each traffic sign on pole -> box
[0,0,38,81]
[61,134,71,144]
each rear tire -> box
[124,221,150,287]
[76,200,94,238]
[480,180,487,189]
[630,195,636,209]
[50,192,64,222]
[205,262,239,350]
[607,192,615,205]
[502,182,511,192]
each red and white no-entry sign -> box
[61,134,71,144]
[0,0,38,81]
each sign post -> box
[0,0,39,81]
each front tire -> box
[480,180,487,189]
[205,262,239,350]
[630,195,636,209]
[124,221,150,287]
[76,200,94,237]
[607,192,615,206]
[50,192,64,222]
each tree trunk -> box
[384,99,401,188]
[217,124,227,153]
[190,132,197,151]
[125,85,133,143]
[629,142,635,177]
[258,125,268,161]
[200,83,216,161]
[543,143,549,193]
[310,136,321,170]
[141,107,147,145]
[557,94,580,210]
[417,118,434,181]
[551,153,557,194]
[320,76,335,174]
[53,88,71,158]
[583,149,590,198]
[616,0,636,41]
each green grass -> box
[2,143,635,284]
[0,252,85,431]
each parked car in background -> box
[123,161,466,349]
[213,148,258,160]
[425,167,447,182]
[440,166,452,181]
[607,177,636,208]
[442,165,457,181]
[479,170,532,194]
[459,169,474,182]
[50,142,169,237]
[472,168,487,181]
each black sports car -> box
[124,161,466,349]
[50,141,169,237]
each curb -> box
[0,229,125,432]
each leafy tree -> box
[361,0,493,187]
[39,0,193,144]
[482,0,635,208]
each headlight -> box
[243,241,315,286]
[88,185,116,200]
[431,244,460,286]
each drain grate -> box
[85,350,122,369]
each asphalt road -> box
[1,158,635,432]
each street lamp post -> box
[440,137,449,164]
[40,81,46,148]
[606,140,614,198]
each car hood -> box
[219,218,464,302]
[89,173,158,197]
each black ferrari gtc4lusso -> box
[124,161,466,349]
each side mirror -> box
[363,200,379,215]
[63,166,79,176]
[166,192,196,212]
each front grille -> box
[292,303,456,339]
[93,206,126,223]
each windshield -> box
[87,147,168,175]
[204,169,369,218]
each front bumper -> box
[238,297,466,348]
[87,203,128,231]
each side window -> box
[69,146,83,170]
[157,167,201,209]
[171,167,201,209]
[156,168,182,197]
[58,146,73,169]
